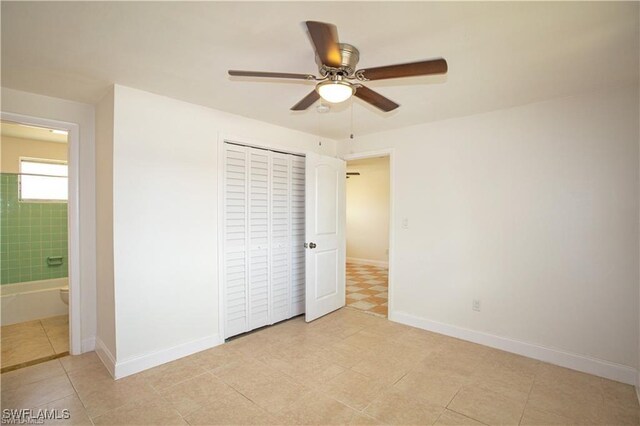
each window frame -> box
[18,156,69,203]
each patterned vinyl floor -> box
[345,263,388,317]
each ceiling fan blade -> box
[229,70,316,80]
[357,58,448,81]
[291,90,321,111]
[354,85,399,112]
[305,21,342,68]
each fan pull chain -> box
[350,102,354,140]
[318,109,322,147]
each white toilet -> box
[59,286,69,305]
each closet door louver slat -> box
[249,151,270,330]
[290,156,306,316]
[224,146,249,338]
[270,153,291,323]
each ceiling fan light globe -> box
[317,80,353,103]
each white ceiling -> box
[2,2,638,140]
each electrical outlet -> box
[472,299,481,312]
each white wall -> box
[102,85,336,377]
[95,87,116,369]
[1,136,68,173]
[340,85,639,383]
[1,87,97,352]
[346,157,390,265]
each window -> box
[19,158,68,202]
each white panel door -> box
[305,152,346,322]
[223,145,249,337]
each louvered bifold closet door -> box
[290,156,306,316]
[248,151,270,330]
[270,153,291,323]
[223,145,249,338]
[224,144,305,339]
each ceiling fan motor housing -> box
[317,43,360,77]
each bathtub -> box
[1,278,68,326]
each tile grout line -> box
[516,369,537,426]
[157,391,189,426]
[62,358,96,425]
[149,367,217,425]
[15,357,94,426]
[40,319,59,356]
[445,407,490,425]
[445,386,463,410]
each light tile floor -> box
[2,308,639,425]
[1,315,69,371]
[346,263,388,317]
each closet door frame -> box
[218,135,308,340]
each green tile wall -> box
[0,173,68,285]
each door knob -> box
[309,242,317,249]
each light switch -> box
[402,218,409,229]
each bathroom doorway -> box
[344,154,391,317]
[0,120,72,371]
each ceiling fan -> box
[228,21,448,112]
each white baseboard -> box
[390,310,637,385]
[95,337,116,378]
[81,337,96,353]
[346,257,388,268]
[112,334,223,379]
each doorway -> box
[345,154,391,317]
[0,120,73,371]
